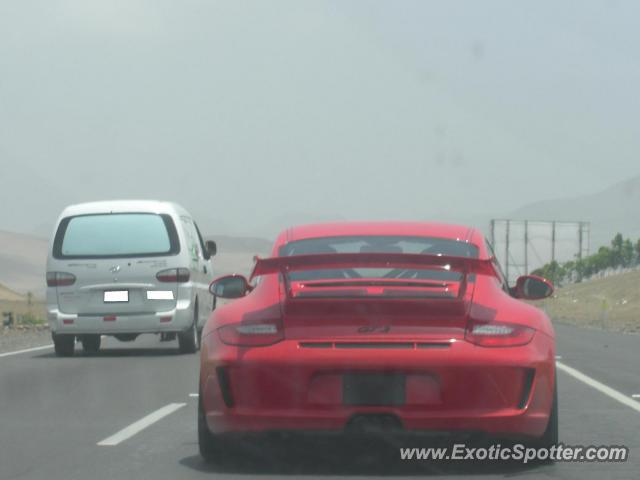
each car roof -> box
[57,200,189,219]
[277,221,483,247]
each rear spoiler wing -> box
[250,253,497,297]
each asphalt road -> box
[0,323,638,480]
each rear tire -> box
[53,333,75,357]
[178,304,199,354]
[522,372,558,464]
[537,374,559,448]
[81,335,101,355]
[198,392,222,463]
[198,389,242,463]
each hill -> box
[510,175,640,249]
[206,235,272,277]
[206,235,272,254]
[538,268,640,333]
[0,283,25,302]
[0,230,48,297]
[0,230,273,296]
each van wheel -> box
[81,335,101,355]
[53,333,75,357]
[178,305,199,354]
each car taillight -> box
[217,320,284,346]
[46,272,76,287]
[156,268,190,283]
[465,321,535,347]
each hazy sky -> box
[1,0,639,238]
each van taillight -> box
[156,268,190,283]
[46,272,76,287]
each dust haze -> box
[1,0,640,239]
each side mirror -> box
[512,275,554,300]
[205,240,217,258]
[209,275,250,299]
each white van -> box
[46,200,216,356]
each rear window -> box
[279,236,478,257]
[53,213,180,259]
[278,235,478,282]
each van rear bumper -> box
[47,301,194,335]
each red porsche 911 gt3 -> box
[198,222,557,462]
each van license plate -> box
[104,290,129,303]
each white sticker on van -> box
[147,291,174,300]
[104,291,129,302]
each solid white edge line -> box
[97,403,186,446]
[556,361,640,414]
[0,344,54,358]
[189,393,199,398]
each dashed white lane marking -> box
[0,344,54,358]
[556,361,640,414]
[555,355,562,360]
[189,393,199,398]
[632,394,640,399]
[97,403,186,446]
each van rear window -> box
[53,213,180,259]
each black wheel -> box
[81,335,101,355]
[537,374,559,448]
[178,304,199,354]
[523,372,558,464]
[52,333,75,357]
[198,391,223,463]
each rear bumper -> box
[203,408,549,439]
[200,333,555,438]
[47,299,194,335]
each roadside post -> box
[2,312,14,327]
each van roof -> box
[57,200,189,219]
